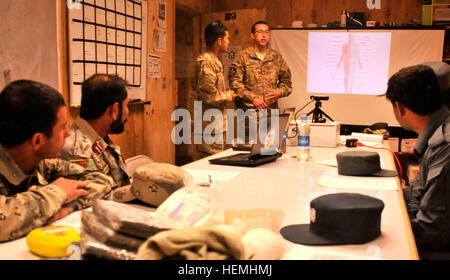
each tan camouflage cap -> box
[112,162,189,207]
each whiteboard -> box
[67,0,147,106]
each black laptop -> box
[209,114,290,167]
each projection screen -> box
[271,29,445,126]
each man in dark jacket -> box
[385,62,450,258]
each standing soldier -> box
[191,20,236,159]
[0,80,114,242]
[229,20,292,142]
[229,20,292,111]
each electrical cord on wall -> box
[287,99,315,138]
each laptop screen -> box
[250,113,290,156]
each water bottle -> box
[340,10,347,27]
[297,115,310,161]
[280,131,287,153]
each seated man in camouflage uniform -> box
[191,20,236,159]
[60,74,131,188]
[0,80,114,242]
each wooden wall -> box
[57,0,176,164]
[143,0,176,163]
[175,9,196,165]
[176,0,211,15]
[211,0,423,28]
[197,8,266,51]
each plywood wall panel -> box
[144,0,176,164]
[197,8,266,51]
[212,0,424,27]
[176,0,211,14]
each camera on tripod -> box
[310,95,329,101]
[307,96,333,123]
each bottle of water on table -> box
[297,115,310,162]
[280,131,287,153]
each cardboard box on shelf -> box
[388,137,399,152]
[422,4,450,25]
[401,138,417,153]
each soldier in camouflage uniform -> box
[60,74,131,188]
[229,20,292,111]
[228,21,292,143]
[0,80,114,242]
[191,20,236,159]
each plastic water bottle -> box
[340,10,347,27]
[297,115,310,161]
[280,131,287,153]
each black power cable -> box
[287,98,315,139]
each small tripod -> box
[306,100,334,123]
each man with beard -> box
[0,80,114,241]
[60,74,131,188]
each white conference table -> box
[183,144,419,260]
[0,143,418,260]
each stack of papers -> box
[318,175,398,191]
[183,169,241,186]
[282,245,381,260]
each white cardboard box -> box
[309,121,340,147]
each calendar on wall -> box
[68,0,147,106]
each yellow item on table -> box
[26,225,80,258]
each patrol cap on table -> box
[280,193,385,245]
[112,162,188,207]
[336,151,397,177]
